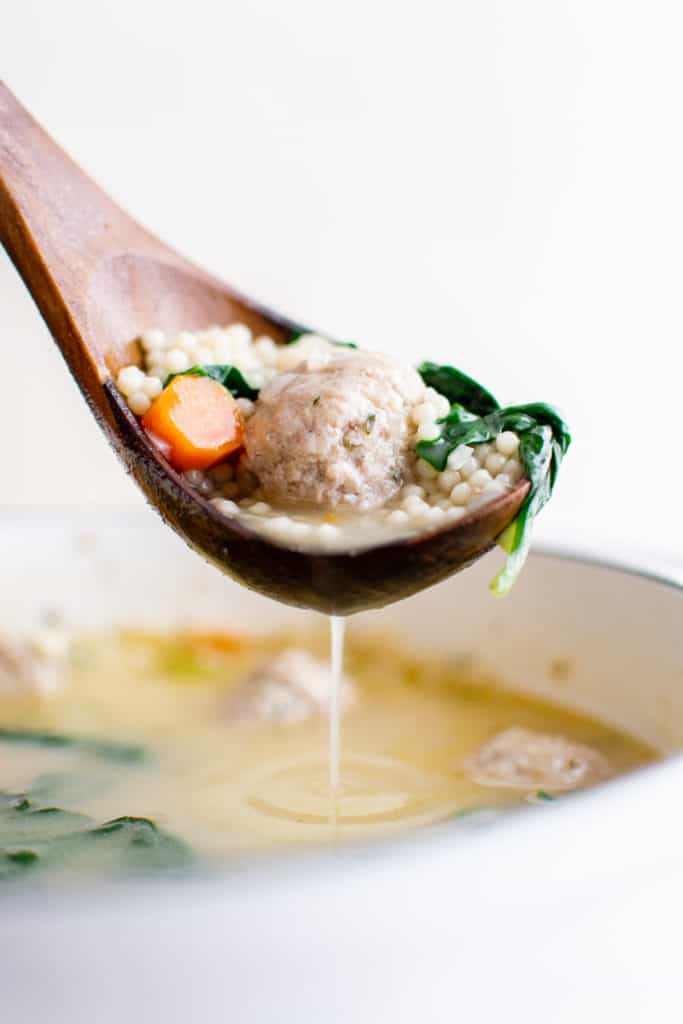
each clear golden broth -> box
[0,627,655,875]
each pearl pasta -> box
[116,326,524,553]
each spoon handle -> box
[0,81,154,382]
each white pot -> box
[1,512,681,1023]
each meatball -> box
[222,648,355,724]
[0,624,69,696]
[244,350,426,511]
[464,727,610,792]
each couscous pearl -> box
[416,421,439,442]
[141,329,166,349]
[496,431,519,457]
[411,401,438,427]
[477,443,491,461]
[226,324,252,346]
[212,342,233,362]
[459,457,478,480]
[128,391,151,415]
[401,484,426,499]
[469,468,493,492]
[416,459,438,480]
[196,347,214,364]
[166,349,190,373]
[446,445,474,472]
[503,458,523,483]
[402,495,430,514]
[485,479,510,497]
[437,469,460,493]
[387,509,409,525]
[421,507,446,522]
[117,365,146,396]
[211,498,239,515]
[445,506,466,521]
[433,394,451,418]
[177,330,198,349]
[450,482,472,506]
[249,502,272,516]
[254,337,278,362]
[485,452,507,476]
[236,398,255,418]
[141,376,163,400]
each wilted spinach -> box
[0,790,192,881]
[417,363,571,596]
[164,364,259,400]
[418,361,499,417]
[0,727,147,764]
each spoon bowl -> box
[0,81,528,614]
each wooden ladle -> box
[0,82,528,615]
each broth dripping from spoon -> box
[328,615,345,838]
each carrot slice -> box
[141,374,244,471]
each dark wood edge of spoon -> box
[103,380,530,616]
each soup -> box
[0,625,654,882]
[116,324,569,594]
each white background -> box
[2,0,682,561]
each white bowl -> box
[1,511,681,1023]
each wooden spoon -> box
[0,82,529,615]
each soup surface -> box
[0,627,654,882]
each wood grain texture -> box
[0,81,528,614]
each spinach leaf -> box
[415,371,571,595]
[418,361,500,416]
[0,790,192,881]
[416,405,539,472]
[164,364,259,400]
[490,424,554,596]
[0,727,147,764]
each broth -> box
[0,626,655,880]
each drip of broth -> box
[0,627,657,876]
[328,616,345,836]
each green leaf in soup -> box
[0,849,40,880]
[164,364,259,401]
[59,816,192,873]
[0,790,193,881]
[417,361,500,416]
[0,793,94,847]
[0,726,147,764]
[29,771,111,805]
